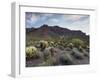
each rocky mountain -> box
[26,24,89,40]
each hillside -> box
[26,24,89,41]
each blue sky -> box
[26,12,89,35]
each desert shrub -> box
[63,42,68,48]
[37,51,44,59]
[26,46,39,59]
[78,46,84,52]
[59,53,74,65]
[56,36,66,47]
[70,38,84,48]
[38,57,58,66]
[38,62,48,66]
[53,42,59,47]
[43,47,52,61]
[41,57,58,66]
[26,40,34,46]
[39,40,49,51]
[65,47,72,51]
[56,44,64,50]
[50,47,57,56]
[43,47,58,64]
[38,60,54,66]
[72,48,84,59]
[86,45,89,49]
[82,44,88,49]
[48,41,54,47]
[44,57,55,66]
[33,41,40,48]
[67,43,74,49]
[82,49,89,57]
[47,57,59,65]
[85,45,89,52]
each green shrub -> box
[70,38,84,48]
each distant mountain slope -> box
[26,24,89,40]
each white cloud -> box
[26,13,89,35]
[63,15,86,21]
[49,18,59,23]
[66,18,89,35]
[31,14,39,22]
